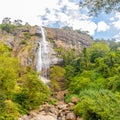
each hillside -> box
[1,23,120,120]
[0,25,93,68]
[45,27,92,51]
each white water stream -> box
[36,26,50,83]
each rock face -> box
[0,26,40,67]
[45,27,92,51]
[0,25,92,69]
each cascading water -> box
[36,26,50,83]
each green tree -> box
[15,70,50,110]
[0,43,20,119]
[0,24,15,33]
[50,65,66,91]
[0,43,19,97]
[79,0,120,15]
[74,89,120,120]
[0,100,19,120]
[89,42,110,63]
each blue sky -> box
[0,0,120,40]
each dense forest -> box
[50,39,120,120]
[0,22,120,120]
[62,40,120,120]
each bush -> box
[0,24,15,33]
[65,94,79,103]
[74,89,120,120]
[20,39,27,45]
[24,32,31,39]
[0,99,19,120]
[50,65,66,91]
[14,70,50,110]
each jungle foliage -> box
[0,42,50,119]
[63,40,120,120]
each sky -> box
[0,0,120,40]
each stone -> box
[66,112,76,120]
[58,104,67,110]
[56,91,68,101]
[30,114,57,120]
[68,102,75,110]
[49,106,58,115]
[19,115,29,120]
[77,117,83,120]
[71,97,80,104]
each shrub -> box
[65,94,79,103]
[24,32,31,39]
[14,70,50,110]
[50,65,66,91]
[0,24,15,33]
[20,39,27,45]
[74,89,120,120]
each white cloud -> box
[113,32,120,41]
[116,12,120,19]
[113,21,120,29]
[68,20,97,35]
[0,0,45,25]
[110,17,115,21]
[97,21,110,32]
[38,0,97,35]
[0,0,97,36]
[112,12,120,30]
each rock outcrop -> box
[0,26,40,67]
[45,27,92,51]
[0,25,92,69]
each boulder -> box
[66,112,76,120]
[77,117,83,120]
[71,97,80,104]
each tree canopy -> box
[79,0,120,15]
[63,40,120,119]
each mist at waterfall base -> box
[36,26,51,84]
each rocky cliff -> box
[0,25,93,69]
[45,27,92,51]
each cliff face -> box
[0,26,41,68]
[45,27,92,51]
[0,25,93,68]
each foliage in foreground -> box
[0,42,50,119]
[50,65,66,91]
[63,40,120,120]
[14,70,50,110]
[74,89,120,120]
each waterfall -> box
[36,26,50,83]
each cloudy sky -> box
[0,0,120,40]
